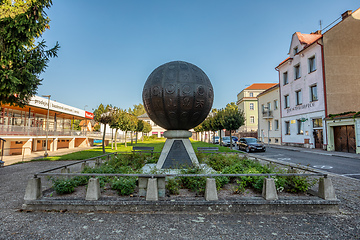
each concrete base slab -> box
[86,178,101,200]
[22,197,340,214]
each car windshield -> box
[223,137,230,140]
[246,138,259,143]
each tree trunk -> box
[135,132,138,144]
[208,131,211,143]
[102,124,106,154]
[229,130,233,150]
[219,130,222,146]
[114,129,118,150]
[131,131,133,145]
[111,128,114,150]
[124,131,127,148]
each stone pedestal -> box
[156,130,199,169]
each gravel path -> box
[0,161,359,239]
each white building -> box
[276,31,326,149]
[257,84,281,145]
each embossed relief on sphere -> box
[142,61,214,130]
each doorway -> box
[313,129,323,149]
[334,125,356,153]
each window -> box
[294,46,298,55]
[310,85,318,101]
[296,90,302,105]
[313,118,323,128]
[268,121,272,131]
[308,56,316,73]
[294,64,301,79]
[283,72,288,85]
[250,116,255,124]
[261,104,265,112]
[249,92,254,97]
[274,100,278,110]
[274,119,279,130]
[267,102,271,111]
[275,138,279,143]
[249,103,254,110]
[285,121,290,135]
[284,95,290,108]
[297,120,304,134]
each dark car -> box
[237,137,266,153]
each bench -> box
[197,147,219,153]
[132,147,154,157]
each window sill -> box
[309,69,317,74]
[294,77,301,80]
[297,133,304,135]
[296,104,302,106]
[310,99,318,103]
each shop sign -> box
[85,111,94,119]
[28,96,84,118]
[286,102,315,114]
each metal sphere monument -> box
[142,61,214,169]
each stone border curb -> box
[22,197,339,214]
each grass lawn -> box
[32,138,239,162]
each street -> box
[241,146,360,180]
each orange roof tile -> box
[245,83,277,90]
[295,32,322,46]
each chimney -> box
[341,10,352,20]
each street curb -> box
[22,197,340,214]
[268,145,360,160]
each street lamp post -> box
[42,95,51,157]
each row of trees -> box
[93,103,151,153]
[194,102,245,150]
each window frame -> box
[274,100,278,110]
[294,64,301,80]
[285,121,290,135]
[284,95,290,108]
[249,103,254,110]
[310,85,318,102]
[250,116,255,124]
[297,119,304,135]
[283,72,288,85]
[308,55,316,73]
[274,119,279,131]
[295,89,302,105]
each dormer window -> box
[249,92,254,97]
[294,46,298,55]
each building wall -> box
[323,9,360,115]
[237,89,264,133]
[258,87,282,144]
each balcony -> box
[262,110,273,119]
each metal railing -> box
[262,110,273,118]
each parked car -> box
[212,136,219,144]
[237,137,266,152]
[221,136,236,147]
[231,136,238,143]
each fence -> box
[23,151,337,202]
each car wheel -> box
[246,147,250,153]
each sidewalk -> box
[268,144,360,160]
[1,146,99,166]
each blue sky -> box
[38,0,359,112]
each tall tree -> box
[94,104,113,153]
[212,109,225,146]
[142,121,152,141]
[109,107,124,150]
[221,102,245,149]
[128,103,145,117]
[118,112,137,148]
[135,119,144,144]
[0,0,60,106]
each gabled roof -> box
[295,32,322,46]
[138,112,149,118]
[245,83,278,90]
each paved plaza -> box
[0,150,360,239]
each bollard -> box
[61,167,70,179]
[86,178,101,200]
[24,177,42,200]
[318,177,336,200]
[205,178,218,201]
[146,178,158,201]
[138,177,148,197]
[95,158,102,167]
[262,178,278,200]
[81,162,89,172]
[157,177,166,198]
